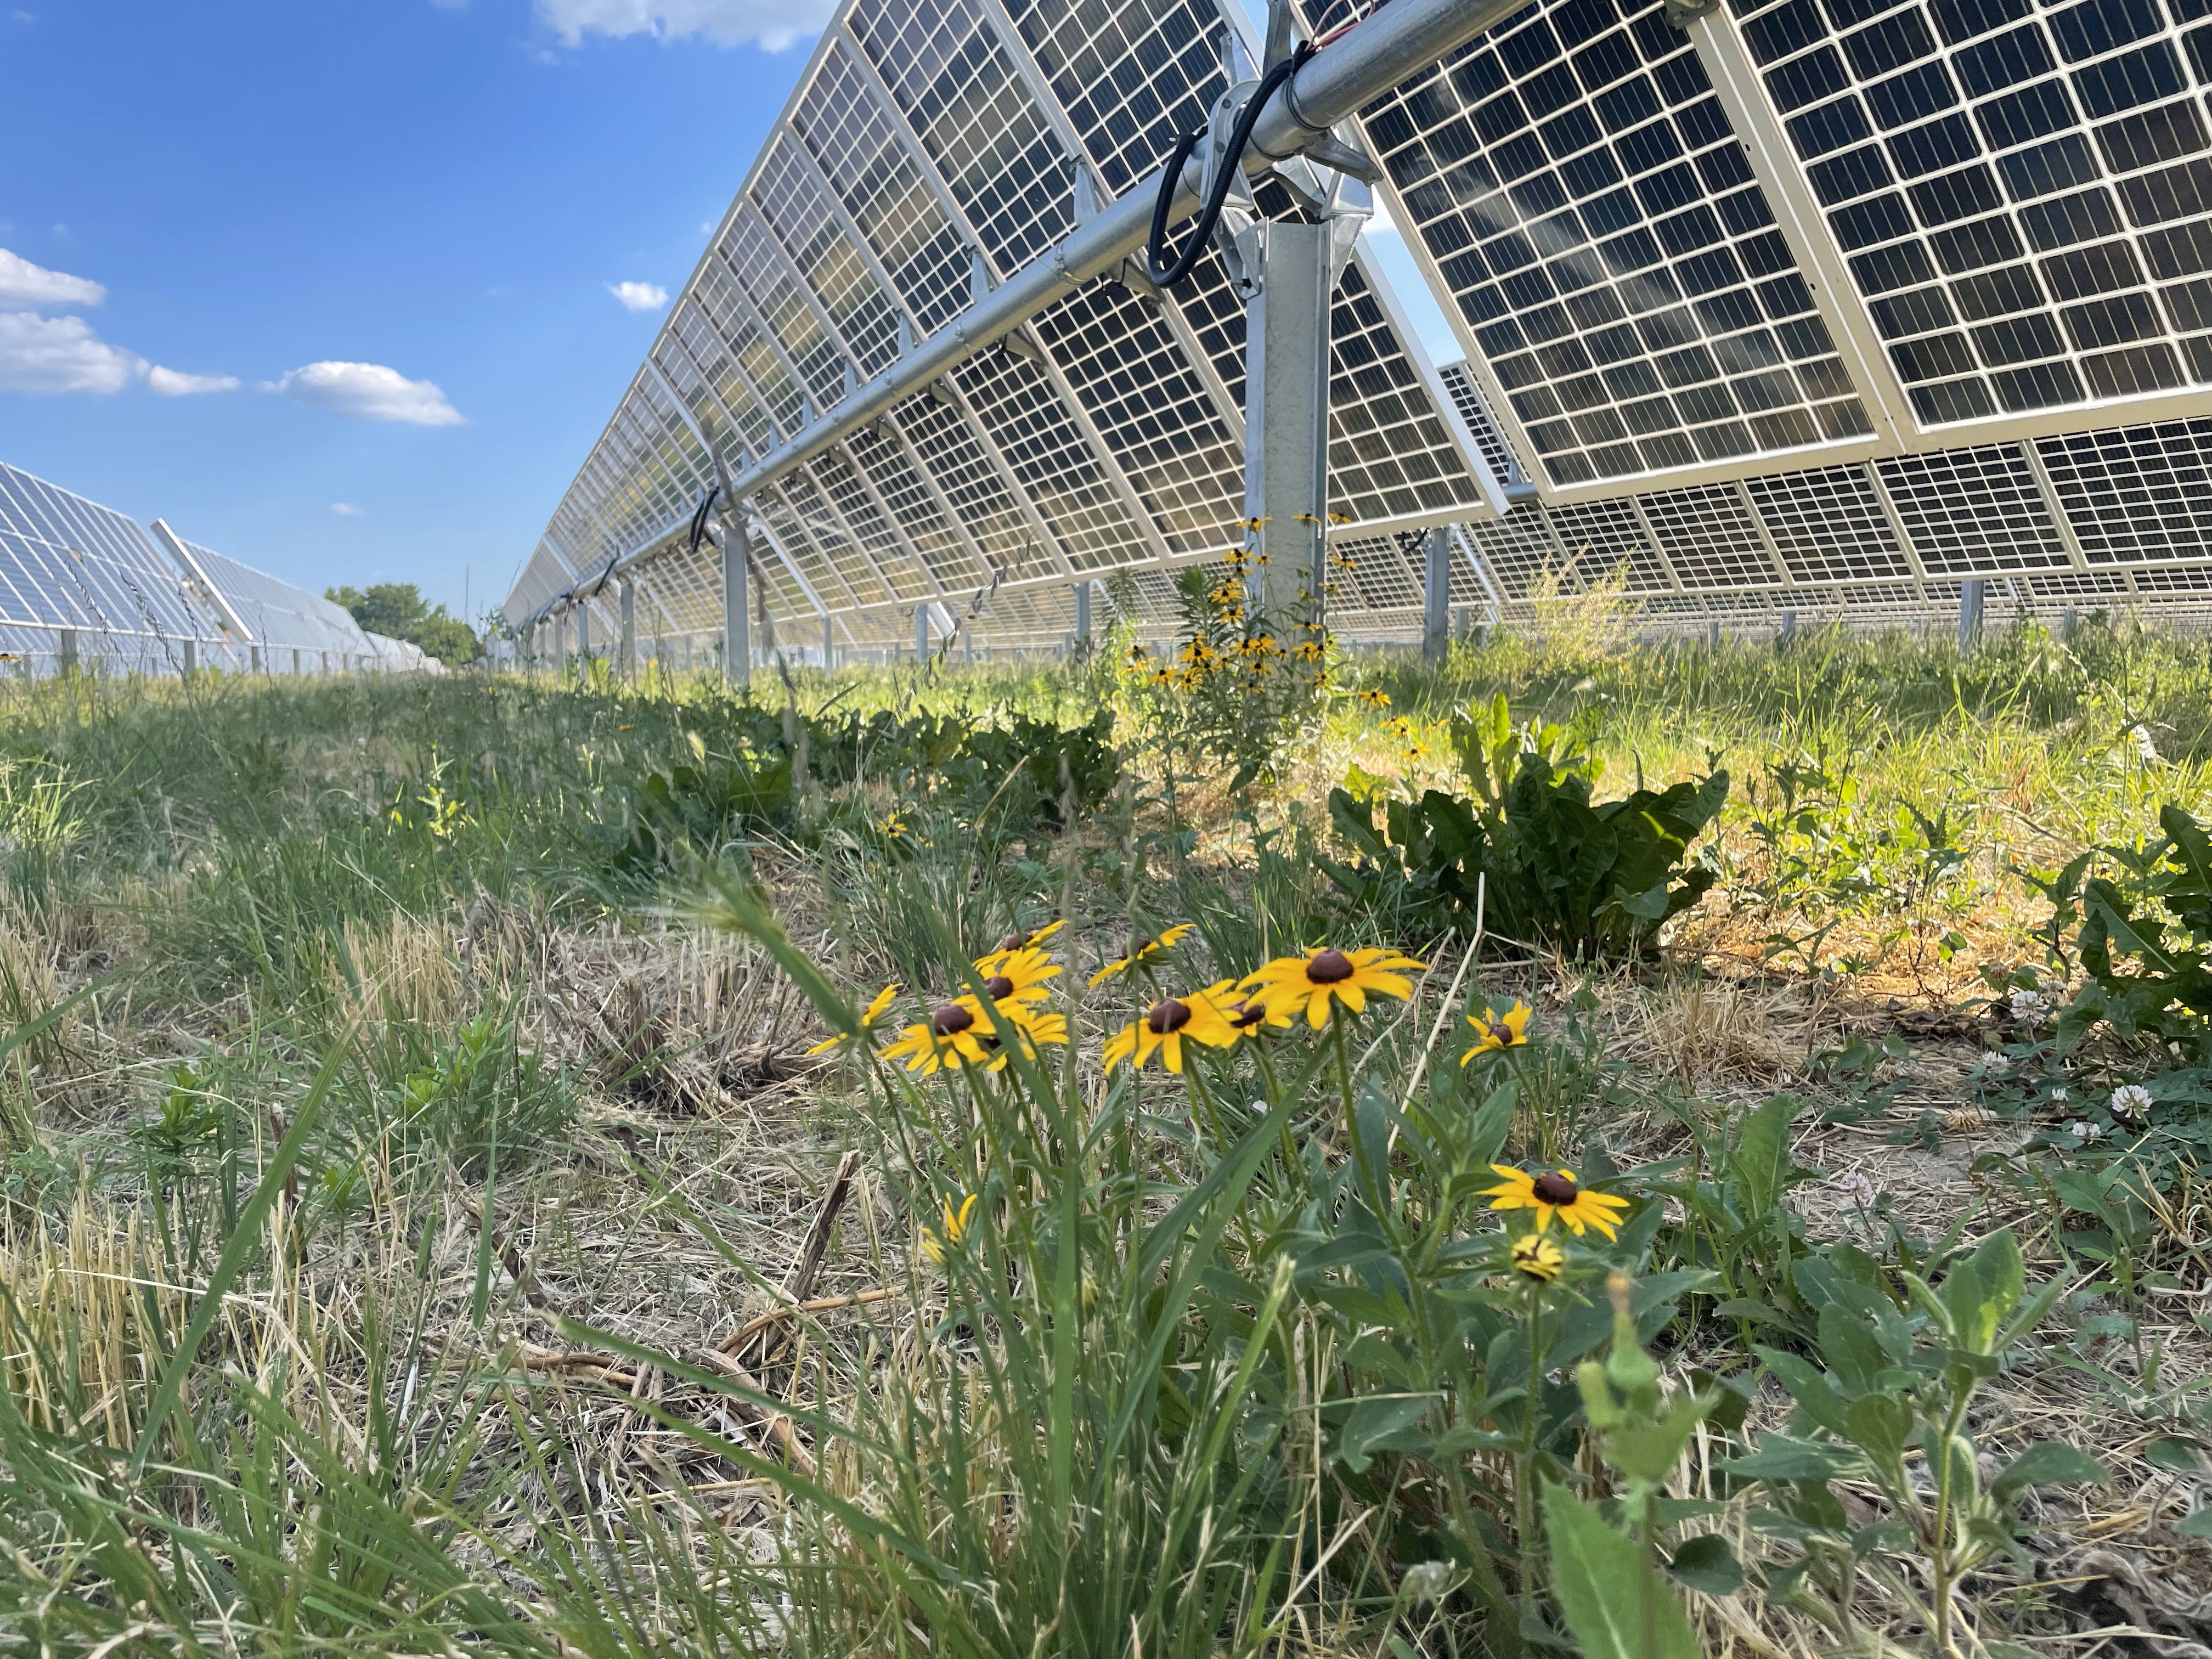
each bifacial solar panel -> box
[173,535,380,660]
[0,462,228,672]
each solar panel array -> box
[514,0,2212,654]
[512,0,1502,659]
[0,461,440,676]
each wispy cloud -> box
[607,279,669,313]
[0,247,104,308]
[147,365,241,396]
[265,360,464,426]
[536,0,833,52]
[330,502,366,517]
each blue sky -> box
[0,0,1457,624]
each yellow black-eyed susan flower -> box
[1480,1166,1629,1240]
[1192,979,1292,1043]
[1460,1001,1531,1063]
[969,945,1060,1005]
[1356,687,1390,707]
[1089,923,1195,986]
[1509,1233,1564,1283]
[1242,946,1424,1029]
[881,1001,998,1075]
[919,1193,977,1266]
[1102,992,1237,1073]
[805,983,900,1056]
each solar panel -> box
[0,462,228,672]
[510,0,1504,654]
[167,533,378,662]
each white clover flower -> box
[2068,1120,2102,1143]
[1831,1169,1876,1206]
[2050,1087,2068,1104]
[1402,1560,1454,1605]
[2009,986,2047,1026]
[2111,1084,2153,1120]
[1982,1050,2008,1069]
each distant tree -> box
[326,582,481,665]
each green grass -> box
[0,623,2202,1657]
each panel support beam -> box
[1422,524,1450,663]
[1243,222,1333,624]
[723,535,750,687]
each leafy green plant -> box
[1322,712,1726,958]
[1729,1230,2102,1655]
[1651,1093,1819,1338]
[387,1013,573,1180]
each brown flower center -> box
[1128,935,1153,959]
[1226,1000,1266,1029]
[1307,949,1355,985]
[1531,1172,1579,1205]
[931,1003,975,1037]
[983,975,1015,1001]
[1147,998,1192,1035]
[998,930,1030,952]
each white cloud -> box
[535,0,833,51]
[1364,193,1398,238]
[0,247,104,308]
[146,365,240,396]
[607,279,669,312]
[266,360,464,426]
[0,311,140,393]
[330,502,365,517]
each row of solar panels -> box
[508,0,2212,652]
[0,460,442,677]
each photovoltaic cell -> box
[1728,0,2212,425]
[1335,0,1872,486]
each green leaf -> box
[1754,1347,1853,1440]
[1733,1094,1798,1221]
[1722,1433,1861,1482]
[1542,1481,1703,1659]
[1990,1442,2107,1500]
[1665,1534,1743,1595]
[2176,1509,2212,1538]
[2142,1436,2204,1474]
[1336,1393,1432,1474]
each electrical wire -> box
[1143,41,1313,290]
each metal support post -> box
[1073,580,1092,658]
[917,605,932,659]
[823,611,835,670]
[2061,606,2079,642]
[1242,222,1334,626]
[1959,579,1985,650]
[292,646,302,675]
[182,638,196,678]
[1777,611,1797,646]
[575,603,591,667]
[618,578,636,681]
[1422,525,1450,664]
[1707,620,1722,650]
[57,628,77,674]
[250,644,263,674]
[722,537,749,688]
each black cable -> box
[1144,42,1313,290]
[687,486,721,555]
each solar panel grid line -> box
[696,258,810,436]
[864,409,1004,584]
[718,210,849,412]
[1622,490,1697,587]
[1856,454,1938,583]
[1359,240,1518,514]
[781,467,892,606]
[1336,0,1887,498]
[993,322,1195,566]
[933,365,1094,575]
[756,133,910,378]
[951,345,1165,572]
[734,169,871,400]
[756,476,868,608]
[747,156,890,391]
[794,42,979,334]
[967,0,1113,208]
[781,114,940,343]
[809,448,938,599]
[847,0,1082,276]
[665,296,778,456]
[1683,9,1926,438]
[1717,0,2212,441]
[1024,280,1248,554]
[2016,433,2101,570]
[891,387,1068,571]
[825,437,953,597]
